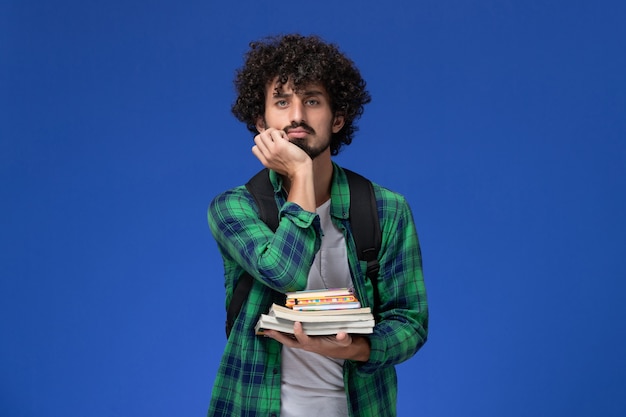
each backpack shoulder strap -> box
[245,168,280,231]
[226,169,279,338]
[344,169,382,303]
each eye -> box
[275,99,288,107]
[305,98,320,106]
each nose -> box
[289,98,305,124]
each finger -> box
[253,131,280,165]
[292,321,310,344]
[254,132,272,155]
[335,332,352,346]
[257,127,278,142]
[269,129,288,142]
[251,145,268,165]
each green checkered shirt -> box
[207,163,428,417]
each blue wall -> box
[2,1,625,416]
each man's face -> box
[257,79,344,160]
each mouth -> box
[285,128,311,140]
[283,123,315,140]
[287,130,308,139]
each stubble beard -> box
[282,121,331,160]
[288,137,330,160]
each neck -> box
[311,154,333,206]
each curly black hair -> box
[232,34,371,155]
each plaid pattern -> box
[207,163,428,417]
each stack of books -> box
[255,288,375,336]
[286,288,362,311]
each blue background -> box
[2,1,625,416]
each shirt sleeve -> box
[208,187,323,294]
[356,193,428,375]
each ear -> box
[332,114,345,133]
[255,116,266,133]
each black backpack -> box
[225,168,381,338]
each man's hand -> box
[252,128,311,179]
[251,128,316,212]
[263,322,371,362]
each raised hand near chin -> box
[251,128,311,178]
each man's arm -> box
[207,188,321,295]
[357,193,428,373]
[208,129,322,294]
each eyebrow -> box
[272,89,324,98]
[272,91,291,98]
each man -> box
[207,34,428,417]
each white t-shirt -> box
[280,199,351,417]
